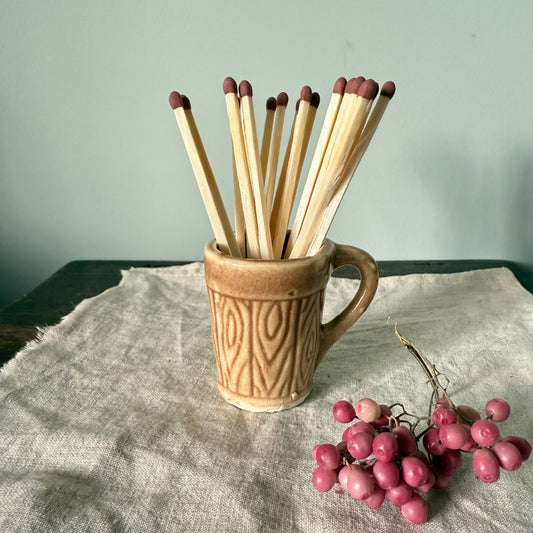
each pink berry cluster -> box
[429,397,530,484]
[312,397,531,525]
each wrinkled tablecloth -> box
[0,264,532,532]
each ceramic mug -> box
[203,238,379,411]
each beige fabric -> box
[0,264,532,532]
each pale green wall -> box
[1,1,532,307]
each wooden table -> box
[1,259,532,366]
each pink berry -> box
[372,431,398,462]
[401,455,430,488]
[333,400,356,423]
[312,466,337,492]
[472,448,500,483]
[439,423,469,450]
[347,432,374,460]
[416,469,435,493]
[364,486,386,509]
[459,424,477,453]
[401,493,428,525]
[492,441,522,471]
[456,404,481,422]
[373,460,400,489]
[373,404,392,426]
[392,425,417,455]
[338,464,357,491]
[485,398,511,422]
[347,468,375,501]
[342,421,375,441]
[503,436,531,461]
[338,465,352,491]
[471,419,500,447]
[423,428,447,456]
[315,443,341,469]
[355,398,381,423]
[386,481,413,506]
[432,449,462,477]
[432,405,458,427]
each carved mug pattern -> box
[204,238,379,411]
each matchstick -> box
[264,92,288,213]
[354,81,396,156]
[305,81,395,256]
[298,92,320,179]
[288,79,378,258]
[239,80,274,259]
[317,77,364,176]
[169,91,241,257]
[324,79,379,198]
[232,148,246,257]
[285,78,346,256]
[270,86,313,258]
[222,77,262,258]
[270,98,298,222]
[260,97,277,176]
[287,78,365,258]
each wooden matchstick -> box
[232,148,246,257]
[289,79,378,258]
[260,97,277,176]
[270,98,298,221]
[270,86,313,258]
[287,78,364,258]
[169,91,241,257]
[285,78,346,255]
[222,77,262,258]
[264,92,288,213]
[324,79,379,198]
[317,77,364,176]
[305,81,395,256]
[170,76,394,262]
[239,80,274,259]
[298,92,320,179]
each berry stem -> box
[394,326,456,416]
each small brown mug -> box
[203,239,379,411]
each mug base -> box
[217,382,313,412]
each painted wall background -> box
[1,1,532,308]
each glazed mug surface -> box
[203,238,378,411]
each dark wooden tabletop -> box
[1,259,532,366]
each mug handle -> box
[315,244,379,369]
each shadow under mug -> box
[203,238,379,412]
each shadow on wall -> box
[0,251,54,310]
[413,141,533,265]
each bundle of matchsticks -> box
[169,76,395,259]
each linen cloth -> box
[0,264,532,533]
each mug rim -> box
[204,238,334,266]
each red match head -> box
[223,77,238,95]
[300,85,312,103]
[239,80,253,97]
[358,79,379,100]
[345,76,365,95]
[266,96,277,111]
[333,77,347,95]
[276,92,289,107]
[169,91,183,109]
[381,81,396,99]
